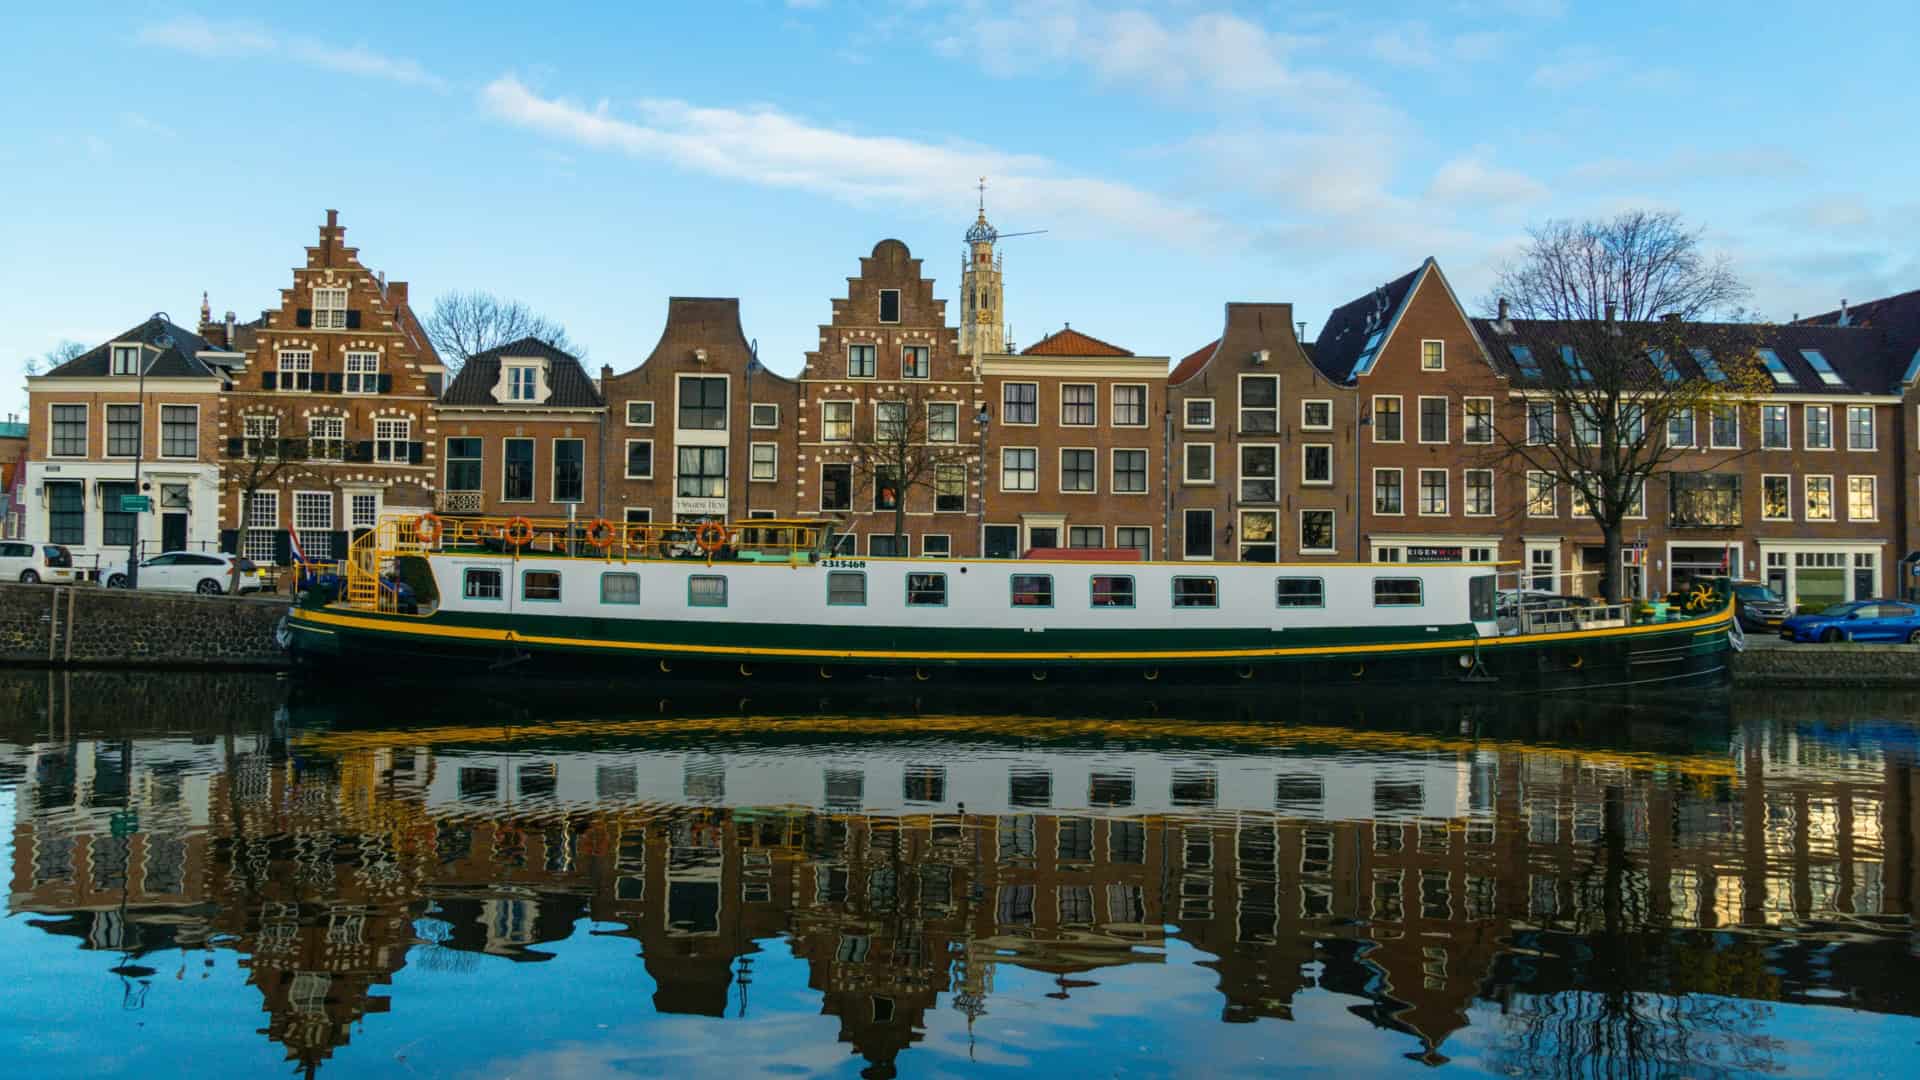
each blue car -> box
[1779,600,1920,643]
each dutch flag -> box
[287,527,309,569]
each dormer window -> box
[508,365,538,401]
[111,345,140,376]
[313,287,349,329]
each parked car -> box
[1728,580,1791,631]
[1779,600,1920,644]
[0,541,75,584]
[103,551,268,595]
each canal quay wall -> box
[1731,643,1920,687]
[0,582,289,669]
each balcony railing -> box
[437,490,483,514]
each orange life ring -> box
[585,518,616,550]
[504,516,535,547]
[695,521,731,554]
[415,513,444,545]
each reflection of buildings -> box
[7,721,1920,1075]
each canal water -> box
[3,673,1918,1078]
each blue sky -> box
[4,2,1914,416]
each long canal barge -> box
[281,515,1736,692]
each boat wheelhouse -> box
[281,514,1735,691]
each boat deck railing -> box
[339,514,830,612]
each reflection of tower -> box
[959,178,1003,362]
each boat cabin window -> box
[1090,575,1134,608]
[464,568,503,600]
[688,575,728,607]
[1172,576,1219,609]
[522,570,562,602]
[827,571,867,606]
[1373,577,1422,607]
[601,572,640,605]
[1470,575,1496,621]
[1276,577,1324,608]
[1011,574,1054,608]
[907,572,947,607]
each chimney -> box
[1295,321,1307,340]
[225,310,236,345]
[1604,299,1618,323]
[1497,297,1509,321]
[1838,299,1850,327]
[326,208,338,228]
[1661,312,1682,323]
[387,281,408,309]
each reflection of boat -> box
[282,514,1736,692]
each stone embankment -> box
[0,581,290,668]
[1731,643,1920,687]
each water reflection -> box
[4,673,1920,1077]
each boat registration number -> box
[822,559,867,569]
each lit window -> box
[1421,340,1444,371]
[1848,476,1876,520]
[822,401,853,442]
[1805,476,1833,521]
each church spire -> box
[960,178,1004,360]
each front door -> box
[161,513,187,553]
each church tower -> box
[959,179,1004,360]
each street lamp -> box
[127,317,167,590]
[974,405,990,557]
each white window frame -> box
[1761,403,1790,450]
[158,403,199,460]
[293,490,334,558]
[1708,405,1740,450]
[1002,381,1039,426]
[1526,471,1557,518]
[242,413,279,459]
[819,462,854,513]
[1760,473,1792,522]
[1060,383,1097,427]
[1847,405,1877,451]
[1526,400,1555,445]
[507,364,539,402]
[821,400,854,443]
[1300,443,1333,487]
[1847,474,1877,521]
[551,437,586,504]
[243,489,279,562]
[1238,373,1280,434]
[1463,468,1494,517]
[900,344,930,380]
[1417,468,1449,516]
[1420,339,1445,372]
[1300,399,1333,432]
[277,349,313,392]
[1238,443,1280,504]
[1112,384,1149,428]
[502,437,535,502]
[1461,397,1493,444]
[103,403,140,459]
[47,402,88,458]
[1182,442,1215,485]
[308,415,345,461]
[373,418,411,465]
[1667,407,1695,449]
[878,289,902,324]
[1111,448,1149,494]
[750,403,779,429]
[344,351,379,394]
[110,344,140,376]
[874,401,909,442]
[1417,395,1449,445]
[1183,398,1215,431]
[1058,447,1098,495]
[311,286,349,329]
[349,491,380,530]
[1803,404,1833,451]
[1000,446,1039,493]
[927,401,959,443]
[1298,509,1336,555]
[1372,467,1403,516]
[624,438,654,480]
[847,343,877,379]
[921,534,951,558]
[1237,508,1279,562]
[1805,474,1835,521]
[1371,395,1403,444]
[626,401,655,427]
[750,442,778,483]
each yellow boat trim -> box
[291,602,1732,663]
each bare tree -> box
[423,291,580,375]
[227,405,308,591]
[1483,212,1768,603]
[843,385,973,552]
[23,339,85,377]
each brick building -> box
[1167,303,1357,562]
[981,326,1167,557]
[22,315,229,571]
[435,337,606,519]
[598,297,802,529]
[210,210,443,564]
[797,240,983,557]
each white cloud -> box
[136,18,444,88]
[1366,24,1506,69]
[121,111,178,139]
[1428,153,1549,206]
[478,75,1223,246]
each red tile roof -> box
[1021,327,1133,357]
[1169,339,1218,385]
